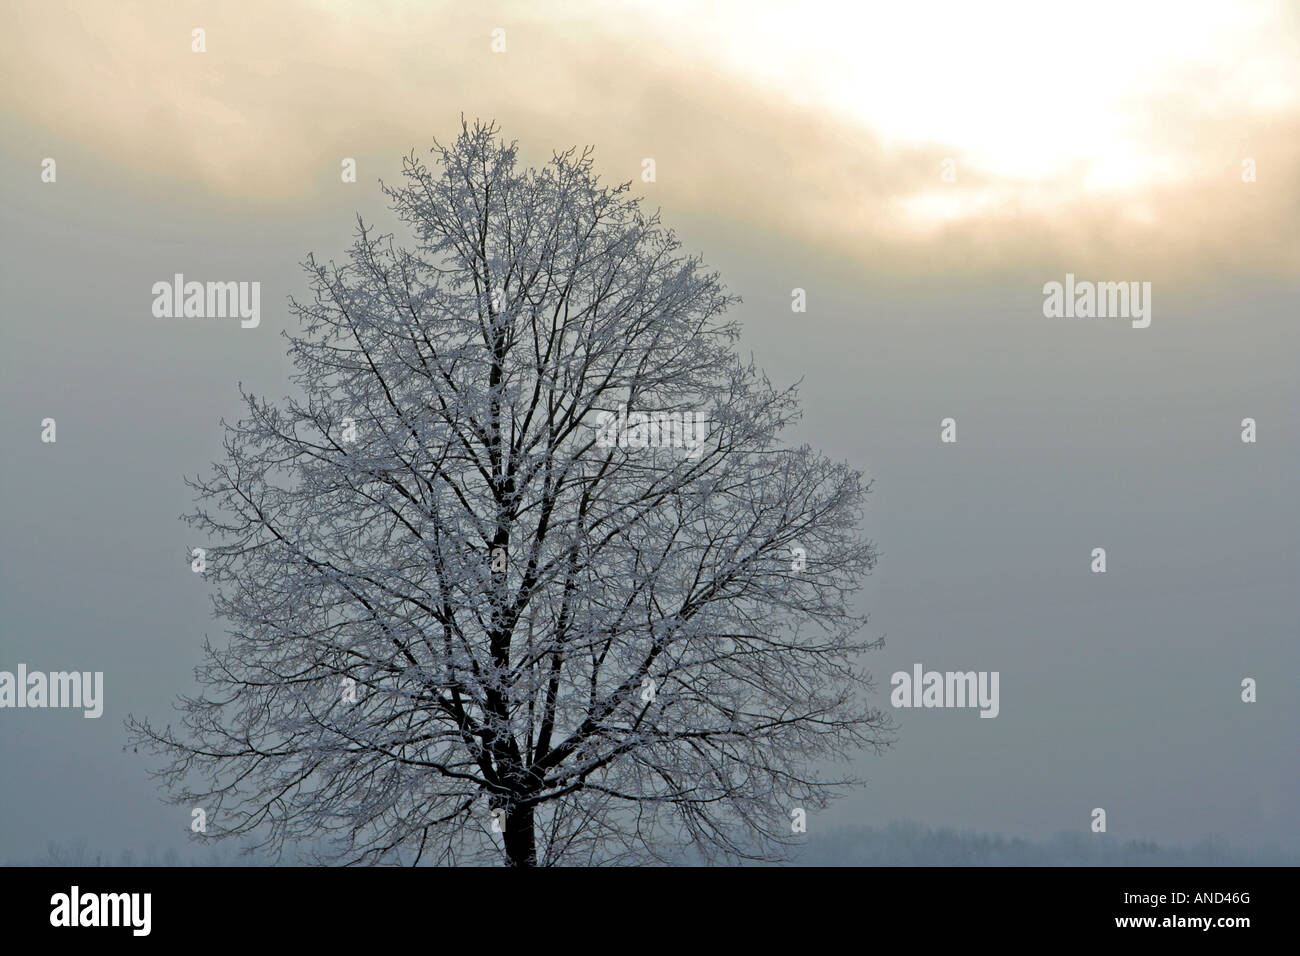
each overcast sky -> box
[2,0,1297,862]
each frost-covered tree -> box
[128,120,890,866]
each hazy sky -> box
[2,0,1297,861]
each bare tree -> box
[128,119,891,866]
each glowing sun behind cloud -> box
[608,0,1300,226]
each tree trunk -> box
[503,802,536,867]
